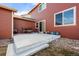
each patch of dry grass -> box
[34,38,79,56]
[0,46,7,56]
[34,44,79,56]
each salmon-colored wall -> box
[30,3,79,39]
[0,8,12,39]
[14,18,35,33]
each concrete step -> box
[6,43,49,56]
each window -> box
[54,7,76,27]
[38,3,46,12]
[64,9,74,24]
[56,13,63,25]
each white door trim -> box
[12,12,14,38]
[38,20,46,32]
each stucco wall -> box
[0,8,13,39]
[29,3,79,39]
[14,18,35,33]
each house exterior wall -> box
[29,3,79,39]
[14,18,35,33]
[0,8,13,39]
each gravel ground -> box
[0,39,10,56]
[0,46,7,56]
[0,38,79,56]
[34,38,79,56]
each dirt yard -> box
[0,46,7,56]
[34,38,79,56]
[0,39,10,56]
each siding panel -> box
[14,18,35,33]
[30,3,79,39]
[0,8,12,39]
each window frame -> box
[54,6,76,27]
[38,3,47,12]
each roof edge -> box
[0,4,17,12]
[13,15,35,22]
[28,3,41,14]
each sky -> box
[1,3,36,15]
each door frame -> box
[38,20,46,32]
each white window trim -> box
[54,6,76,27]
[38,3,47,13]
